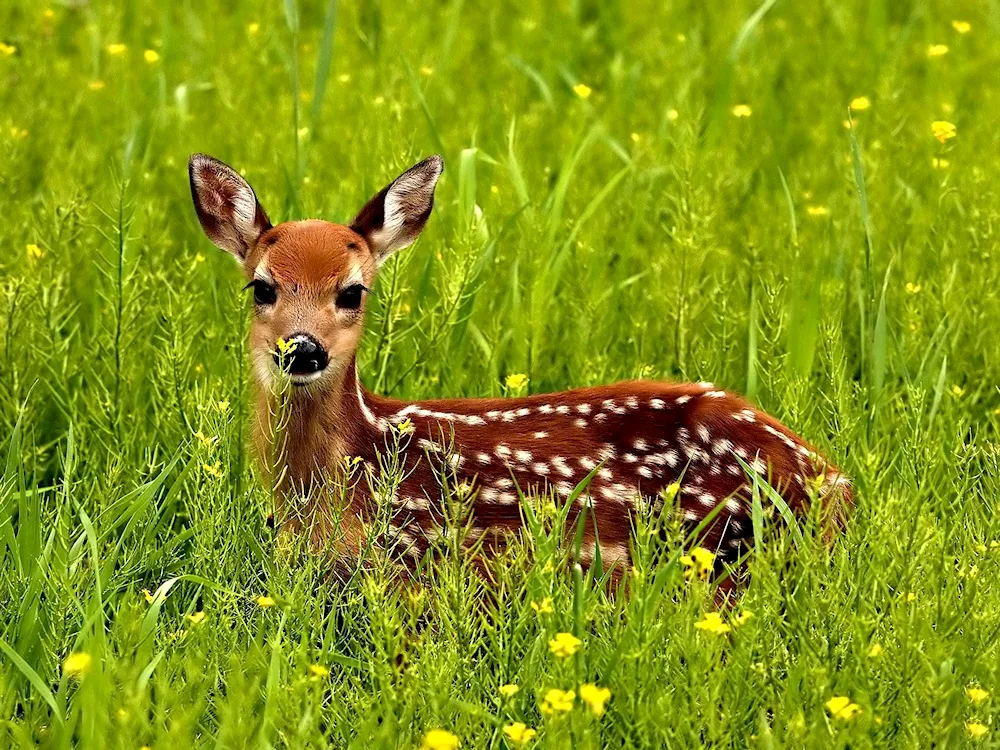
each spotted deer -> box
[189,152,851,586]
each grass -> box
[0,0,998,746]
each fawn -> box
[189,153,851,584]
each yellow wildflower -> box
[499,683,520,699]
[826,695,862,720]
[420,729,460,750]
[573,83,592,99]
[679,546,715,580]
[0,43,17,57]
[578,683,611,717]
[932,120,957,143]
[248,22,260,35]
[396,418,415,435]
[548,632,582,658]
[952,21,972,34]
[142,589,155,604]
[187,611,206,625]
[106,43,128,56]
[694,611,731,635]
[967,722,988,738]
[88,80,106,91]
[932,157,950,169]
[666,108,679,121]
[256,595,276,608]
[731,104,752,118]
[309,664,330,679]
[43,9,56,19]
[734,610,753,627]
[868,643,884,657]
[951,385,965,398]
[202,462,223,478]
[540,688,576,715]
[420,66,434,76]
[806,205,830,217]
[905,282,921,294]
[630,132,640,143]
[216,399,229,413]
[967,686,990,704]
[505,373,528,390]
[337,73,351,83]
[531,597,553,615]
[63,652,93,678]
[502,722,537,745]
[143,49,160,63]
[849,96,871,111]
[194,430,217,449]
[927,44,949,57]
[26,244,43,260]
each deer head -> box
[188,154,443,390]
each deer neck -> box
[256,356,383,497]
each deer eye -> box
[246,279,277,306]
[336,284,367,310]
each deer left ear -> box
[189,153,271,262]
[351,155,443,263]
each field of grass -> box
[3,0,1000,746]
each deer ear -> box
[351,155,443,262]
[189,153,271,261]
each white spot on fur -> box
[495,444,512,459]
[676,395,691,405]
[705,390,726,399]
[533,462,550,475]
[633,438,648,452]
[695,424,711,443]
[573,418,587,428]
[538,404,554,414]
[515,449,532,463]
[477,452,491,465]
[576,403,592,415]
[533,431,548,439]
[649,398,665,409]
[623,453,638,464]
[638,466,653,479]
[579,457,597,470]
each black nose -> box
[273,333,329,376]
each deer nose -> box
[274,333,329,376]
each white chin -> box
[289,371,325,386]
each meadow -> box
[2,0,999,746]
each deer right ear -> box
[188,153,271,261]
[351,155,443,263]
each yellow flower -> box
[932,157,950,169]
[337,73,351,83]
[420,729,460,750]
[573,83,592,99]
[731,104,752,118]
[499,683,520,699]
[396,418,415,435]
[505,373,528,390]
[531,597,553,615]
[849,96,871,111]
[666,108,679,121]
[927,44,949,57]
[256,595,276,608]
[578,683,611,717]
[143,49,160,63]
[63,652,93,678]
[43,9,56,19]
[734,610,753,627]
[952,20,972,34]
[26,244,43,260]
[0,43,17,57]
[932,120,957,143]
[868,643,883,657]
[679,546,715,580]
[967,722,988,738]
[951,385,965,397]
[905,282,922,294]
[694,611,731,635]
[106,43,128,56]
[194,430,217,449]
[826,695,862,720]
[420,66,434,76]
[540,688,576,715]
[216,399,229,413]
[142,589,155,604]
[630,132,640,143]
[88,80,106,91]
[967,686,990,704]
[187,611,206,625]
[904,591,917,601]
[308,664,330,679]
[202,462,223,478]
[806,205,830,217]
[502,722,537,745]
[248,22,260,35]
[548,632,582,658]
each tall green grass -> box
[1,0,999,746]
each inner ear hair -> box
[351,154,443,262]
[189,153,272,261]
